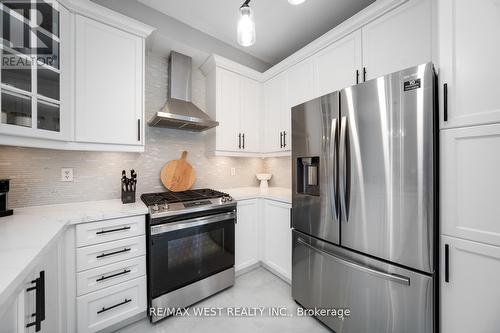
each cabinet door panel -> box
[441,236,500,333]
[217,68,241,152]
[439,0,500,128]
[240,78,261,153]
[441,124,500,246]
[236,200,259,271]
[75,15,143,145]
[263,200,291,280]
[362,0,431,81]
[287,58,315,109]
[315,30,362,96]
[264,74,287,153]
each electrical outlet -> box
[61,167,74,182]
[230,167,236,176]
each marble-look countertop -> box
[223,187,292,204]
[0,199,148,310]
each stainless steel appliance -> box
[292,63,437,333]
[141,189,236,323]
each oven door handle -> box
[150,211,236,235]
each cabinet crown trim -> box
[59,0,156,38]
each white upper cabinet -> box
[438,0,500,129]
[0,2,70,142]
[314,30,362,97]
[286,58,315,109]
[263,73,289,153]
[240,77,262,153]
[202,58,262,156]
[75,15,143,147]
[217,68,241,152]
[441,124,500,246]
[441,235,500,333]
[361,0,432,81]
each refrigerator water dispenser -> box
[297,157,319,196]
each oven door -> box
[149,210,235,299]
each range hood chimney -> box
[149,51,219,131]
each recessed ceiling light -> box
[288,0,307,5]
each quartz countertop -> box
[0,199,148,311]
[223,187,292,204]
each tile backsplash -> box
[0,54,291,208]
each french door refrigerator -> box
[291,63,437,333]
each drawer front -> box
[77,256,146,296]
[76,215,145,247]
[77,276,147,333]
[76,236,146,272]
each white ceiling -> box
[138,0,375,66]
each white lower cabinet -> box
[76,277,147,333]
[235,199,260,272]
[441,235,500,333]
[74,215,147,333]
[262,200,292,281]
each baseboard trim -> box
[236,261,291,285]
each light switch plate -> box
[61,167,74,182]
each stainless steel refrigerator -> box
[291,63,437,333]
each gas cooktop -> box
[141,189,234,217]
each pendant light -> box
[237,0,256,47]
[288,0,306,4]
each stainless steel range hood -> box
[149,51,219,131]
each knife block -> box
[121,188,135,204]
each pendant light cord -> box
[241,0,251,8]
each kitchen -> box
[0,0,499,332]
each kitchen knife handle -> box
[137,119,141,141]
[445,244,450,283]
[238,133,242,149]
[443,83,448,122]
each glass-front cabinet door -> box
[0,0,69,141]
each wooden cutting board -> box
[160,151,196,192]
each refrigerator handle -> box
[329,119,339,220]
[339,116,351,221]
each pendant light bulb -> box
[237,2,256,47]
[288,0,306,5]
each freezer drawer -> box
[292,231,434,333]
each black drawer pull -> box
[283,131,287,148]
[445,244,450,283]
[96,248,131,259]
[96,269,131,282]
[26,271,45,332]
[96,226,131,235]
[97,298,132,315]
[443,83,448,122]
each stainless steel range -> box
[141,189,236,323]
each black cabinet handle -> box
[96,269,131,282]
[290,208,293,229]
[242,133,245,149]
[26,271,45,332]
[283,131,287,148]
[445,244,450,283]
[137,119,141,141]
[280,132,283,148]
[96,247,131,259]
[363,67,367,82]
[97,298,132,315]
[356,70,359,84]
[238,133,242,149]
[96,226,131,235]
[443,83,448,122]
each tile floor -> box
[117,267,331,333]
